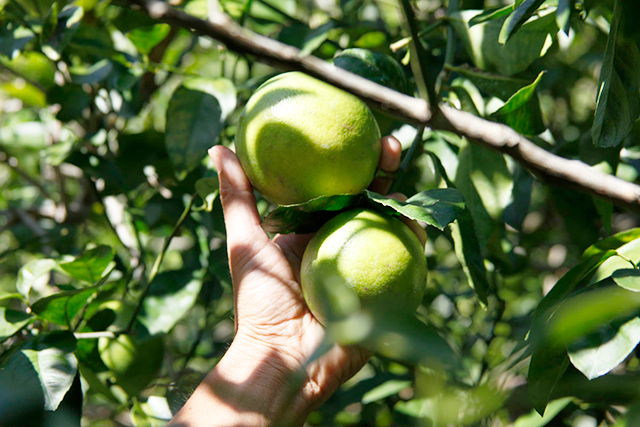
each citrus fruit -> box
[235,72,381,205]
[301,208,427,324]
[98,334,164,395]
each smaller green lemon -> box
[235,72,381,205]
[301,208,427,325]
[98,334,163,396]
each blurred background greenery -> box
[1,0,640,425]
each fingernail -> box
[208,147,222,173]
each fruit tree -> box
[2,0,640,425]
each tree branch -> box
[129,0,640,213]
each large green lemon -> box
[235,72,381,205]
[98,334,164,396]
[301,208,427,324]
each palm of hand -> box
[210,136,401,413]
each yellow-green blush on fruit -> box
[301,208,427,325]
[235,72,381,205]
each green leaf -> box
[490,71,546,136]
[548,284,640,345]
[394,383,506,424]
[528,250,618,415]
[127,23,171,55]
[31,285,102,326]
[528,346,570,417]
[0,331,78,411]
[183,77,237,121]
[334,48,411,95]
[451,209,490,306]
[449,77,485,116]
[165,86,223,179]
[568,316,640,379]
[0,307,34,342]
[58,245,114,284]
[47,84,91,122]
[499,0,547,44]
[69,59,113,85]
[41,6,84,61]
[262,194,361,234]
[612,269,640,292]
[361,379,412,405]
[364,189,465,230]
[591,0,640,148]
[468,5,514,27]
[512,397,572,427]
[195,176,220,212]
[556,0,574,34]
[447,65,532,101]
[449,8,556,76]
[0,24,35,58]
[139,269,204,335]
[582,229,640,259]
[16,259,58,303]
[590,237,640,284]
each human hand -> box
[169,136,425,426]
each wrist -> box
[170,333,312,426]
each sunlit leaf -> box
[165,86,223,179]
[0,331,78,411]
[499,0,546,44]
[512,397,572,427]
[58,245,115,284]
[569,316,640,379]
[365,189,465,230]
[0,307,33,342]
[591,0,640,148]
[139,269,204,335]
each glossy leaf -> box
[41,6,84,61]
[58,245,114,284]
[69,59,113,85]
[556,0,574,34]
[367,188,463,229]
[468,5,514,27]
[450,209,490,306]
[334,48,411,95]
[447,65,532,101]
[262,194,361,234]
[490,72,546,136]
[499,0,546,44]
[195,176,220,212]
[165,86,224,179]
[0,307,33,342]
[512,397,572,427]
[449,8,556,76]
[182,77,237,121]
[568,316,640,379]
[31,285,101,326]
[591,0,640,148]
[361,380,412,405]
[16,259,58,303]
[612,268,640,292]
[528,250,618,415]
[139,269,204,335]
[0,332,78,411]
[127,24,171,55]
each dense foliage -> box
[1,0,640,425]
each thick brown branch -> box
[129,0,640,213]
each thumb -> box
[208,146,269,253]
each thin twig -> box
[398,0,438,106]
[124,194,197,332]
[129,0,640,213]
[0,151,56,201]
